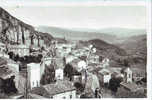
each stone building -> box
[43,80,76,99]
[31,80,76,99]
[27,63,41,89]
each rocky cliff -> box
[0,7,53,45]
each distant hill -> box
[88,39,127,56]
[78,35,147,68]
[36,26,117,44]
[77,39,127,67]
[70,27,146,38]
[0,7,53,45]
[36,26,146,44]
[117,34,147,67]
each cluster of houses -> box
[0,38,147,98]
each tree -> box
[74,82,85,93]
[0,78,5,92]
[64,64,73,80]
[108,77,123,96]
[8,52,14,59]
[3,76,18,94]
[40,64,55,85]
[123,59,129,67]
[99,56,103,62]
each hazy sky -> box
[1,4,146,29]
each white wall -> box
[27,63,41,89]
[103,74,111,83]
[55,68,64,80]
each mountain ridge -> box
[36,26,117,44]
[36,26,146,44]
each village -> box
[0,29,147,99]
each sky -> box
[0,1,146,29]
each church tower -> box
[124,67,132,83]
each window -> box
[129,74,131,78]
[33,82,34,86]
[36,81,39,87]
[70,95,72,98]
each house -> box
[88,54,99,64]
[56,43,73,57]
[55,68,64,80]
[0,57,7,67]
[0,66,18,94]
[43,80,76,99]
[82,72,100,98]
[8,44,30,57]
[0,57,19,88]
[69,58,87,72]
[18,73,27,94]
[42,57,52,66]
[117,81,146,98]
[65,55,77,64]
[119,82,143,93]
[6,59,20,88]
[87,63,100,73]
[0,66,13,79]
[0,43,9,58]
[7,59,19,73]
[28,93,48,99]
[101,58,110,68]
[98,68,111,86]
[117,67,144,96]
[27,63,41,89]
[72,75,82,83]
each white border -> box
[0,0,151,100]
[0,0,146,6]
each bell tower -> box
[124,67,132,83]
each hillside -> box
[117,35,147,68]
[36,26,117,44]
[0,7,53,45]
[78,39,127,67]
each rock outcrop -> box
[0,7,53,46]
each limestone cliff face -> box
[0,7,53,46]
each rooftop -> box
[0,66,13,78]
[84,73,100,93]
[99,68,111,75]
[43,80,75,96]
[0,57,7,66]
[120,82,139,92]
